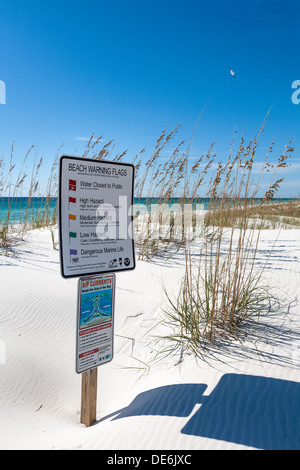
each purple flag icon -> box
[70,249,78,256]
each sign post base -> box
[81,368,98,427]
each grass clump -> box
[0,143,59,254]
[154,118,295,359]
[161,265,272,357]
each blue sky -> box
[0,0,300,196]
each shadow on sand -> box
[99,374,300,450]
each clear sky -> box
[0,0,300,196]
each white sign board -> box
[76,274,115,374]
[59,155,135,278]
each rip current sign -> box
[59,155,135,278]
[76,274,115,374]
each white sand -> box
[0,227,299,450]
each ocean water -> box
[0,196,298,225]
[0,197,57,224]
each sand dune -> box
[0,227,299,450]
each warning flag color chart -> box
[59,155,135,278]
[76,274,115,374]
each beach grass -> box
[144,120,296,358]
[0,143,59,254]
[67,123,298,358]
[0,122,297,357]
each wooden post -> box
[81,368,98,427]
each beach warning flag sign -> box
[59,155,135,279]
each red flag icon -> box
[69,180,77,191]
[69,196,76,204]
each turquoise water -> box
[0,197,298,225]
[0,197,57,224]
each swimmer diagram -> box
[80,292,112,328]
